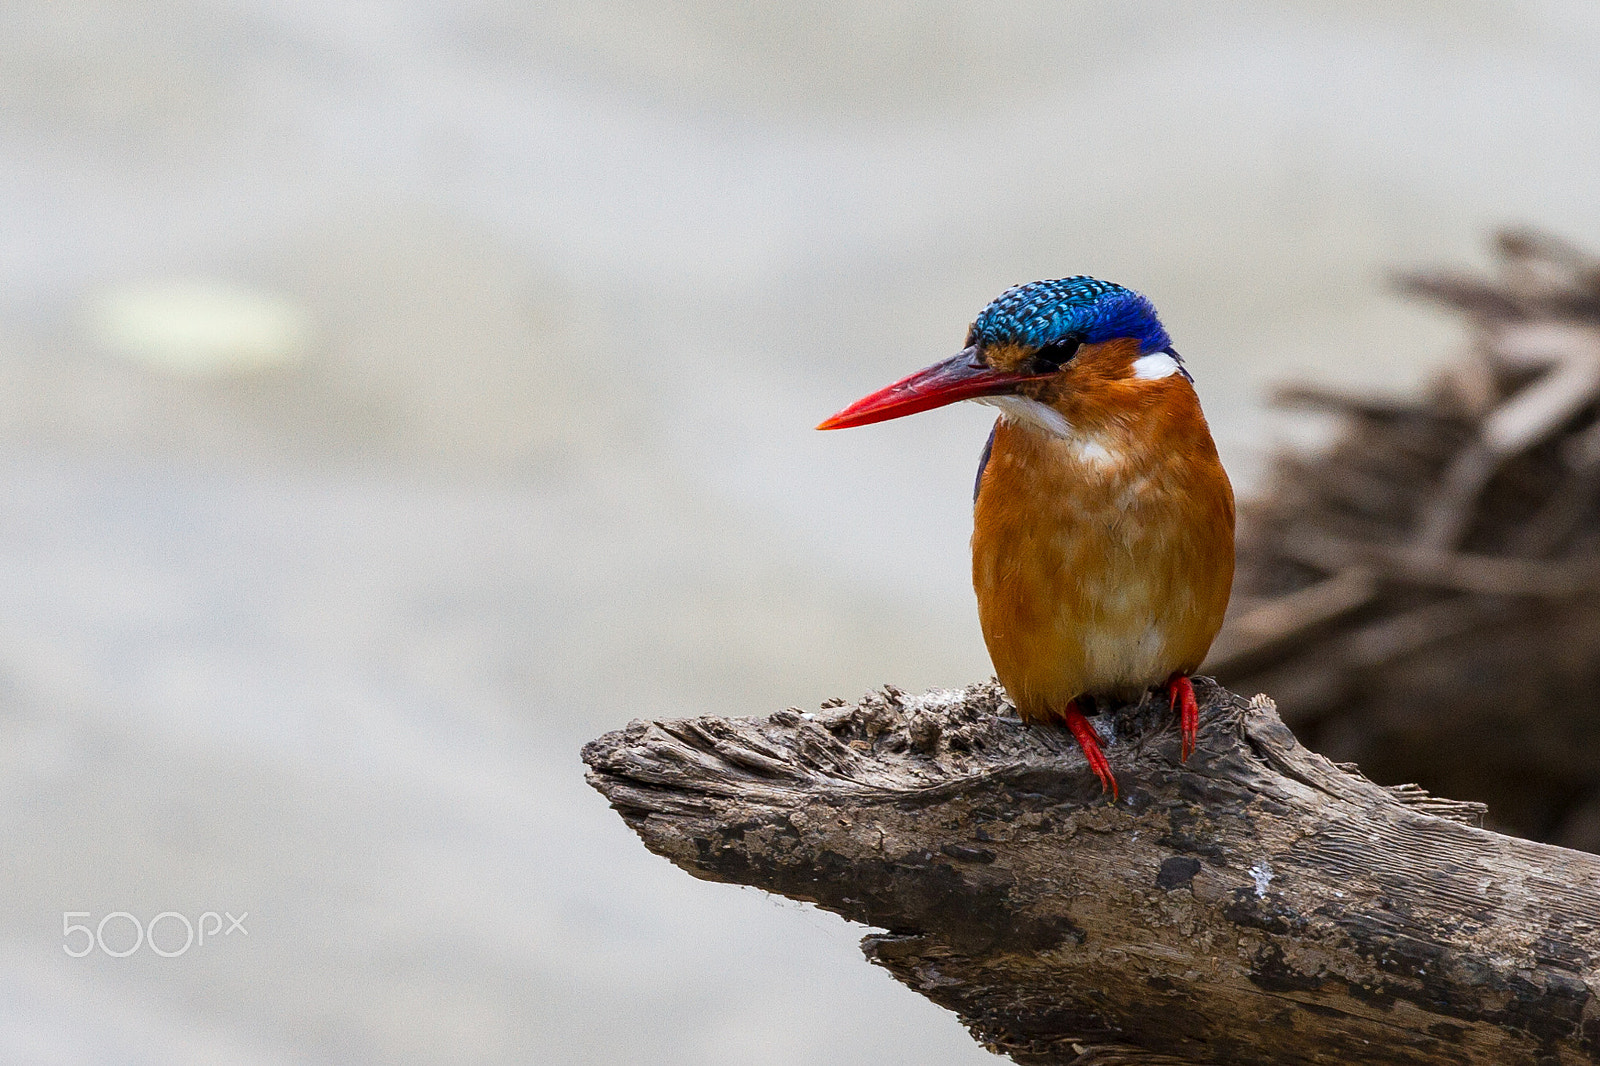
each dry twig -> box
[1215,229,1600,847]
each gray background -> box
[2,2,1598,1063]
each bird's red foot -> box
[1061,700,1118,799]
[1164,675,1199,761]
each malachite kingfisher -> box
[819,277,1235,798]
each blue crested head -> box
[970,277,1170,355]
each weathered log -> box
[582,680,1600,1066]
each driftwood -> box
[583,680,1600,1066]
[1211,229,1600,850]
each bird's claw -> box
[1166,675,1199,761]
[1062,701,1118,800]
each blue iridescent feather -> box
[971,277,1170,354]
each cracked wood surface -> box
[582,680,1600,1065]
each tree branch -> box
[582,680,1600,1065]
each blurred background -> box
[4,2,1600,1063]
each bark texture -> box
[582,680,1600,1065]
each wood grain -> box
[583,680,1600,1065]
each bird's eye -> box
[1029,338,1081,372]
[964,324,978,348]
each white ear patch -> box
[1131,352,1182,380]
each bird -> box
[817,277,1234,798]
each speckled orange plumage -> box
[972,338,1235,732]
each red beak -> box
[816,346,1051,430]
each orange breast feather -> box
[971,376,1234,721]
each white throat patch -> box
[977,395,1125,470]
[1131,351,1182,380]
[978,394,1072,438]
